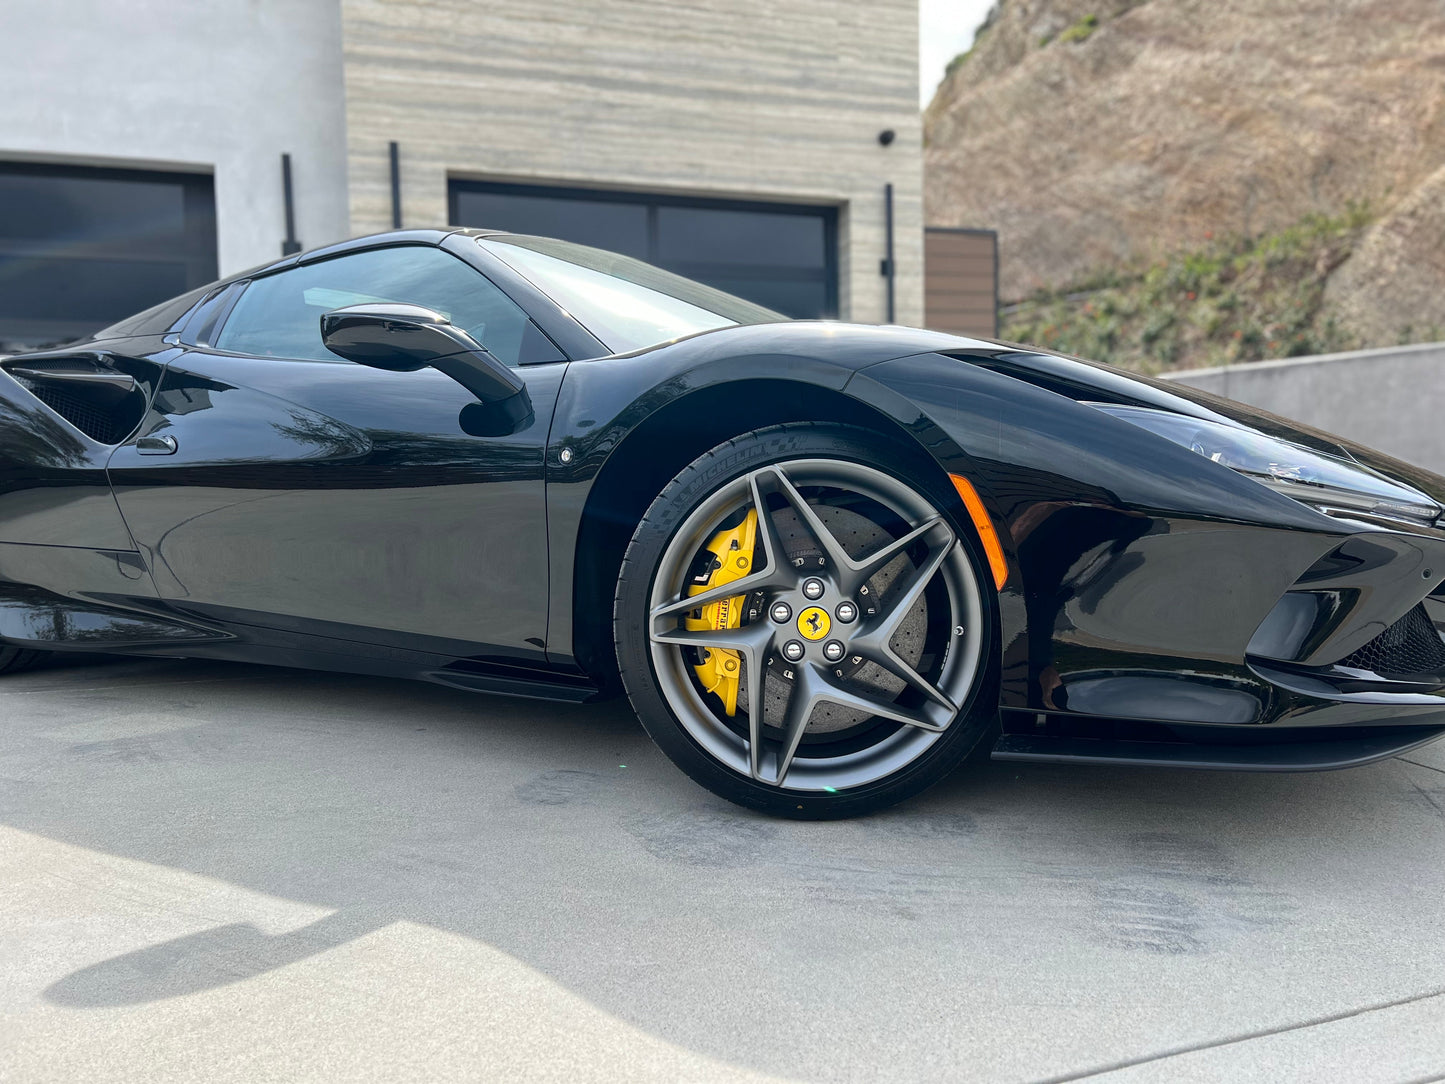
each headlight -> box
[1092,403,1441,525]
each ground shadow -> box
[10,656,1445,1081]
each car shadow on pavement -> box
[46,910,391,1007]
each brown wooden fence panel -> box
[924,227,998,337]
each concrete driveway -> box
[3,655,1445,1083]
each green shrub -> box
[1058,14,1099,44]
[999,208,1377,373]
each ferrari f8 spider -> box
[4,228,1445,817]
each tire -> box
[614,423,999,819]
[0,645,49,676]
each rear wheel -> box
[0,645,49,676]
[614,424,997,819]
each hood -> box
[950,345,1445,505]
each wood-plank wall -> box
[924,228,997,337]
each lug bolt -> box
[823,640,846,662]
[835,600,858,623]
[782,640,805,662]
[770,601,792,623]
[802,578,825,600]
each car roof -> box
[217,227,510,286]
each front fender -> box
[853,351,1366,724]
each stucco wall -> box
[340,0,923,324]
[0,0,350,276]
[1168,341,1445,475]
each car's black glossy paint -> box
[5,227,1445,771]
[851,352,1445,731]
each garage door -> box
[450,181,837,319]
[0,162,217,353]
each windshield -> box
[479,234,785,353]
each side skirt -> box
[991,727,1445,772]
[0,583,603,703]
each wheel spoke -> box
[756,465,855,573]
[764,662,948,788]
[760,461,954,595]
[845,532,960,712]
[847,516,951,591]
[650,575,766,624]
[866,534,956,639]
[769,666,821,786]
[649,472,796,625]
[747,470,792,582]
[745,648,769,781]
[813,667,946,732]
[651,623,773,656]
[852,642,959,712]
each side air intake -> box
[3,355,146,444]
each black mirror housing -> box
[320,303,531,413]
[320,303,466,370]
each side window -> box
[213,245,563,365]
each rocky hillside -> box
[924,0,1445,365]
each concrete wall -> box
[0,0,351,276]
[339,0,923,324]
[1168,341,1445,474]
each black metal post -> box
[882,182,896,324]
[280,153,301,255]
[389,142,402,229]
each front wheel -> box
[614,424,998,819]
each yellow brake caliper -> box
[684,509,759,716]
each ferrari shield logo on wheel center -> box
[797,606,831,641]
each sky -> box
[919,0,997,108]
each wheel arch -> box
[567,376,974,690]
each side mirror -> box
[320,303,533,430]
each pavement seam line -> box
[1030,985,1445,1083]
[1397,756,1445,775]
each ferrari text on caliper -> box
[684,510,759,715]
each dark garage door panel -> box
[0,162,217,351]
[450,181,837,320]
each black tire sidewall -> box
[614,423,1000,819]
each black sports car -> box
[5,227,1445,817]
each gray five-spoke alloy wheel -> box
[646,457,987,794]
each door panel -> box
[107,351,563,659]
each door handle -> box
[136,434,178,456]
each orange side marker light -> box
[949,473,1008,591]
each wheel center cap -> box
[797,606,831,641]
